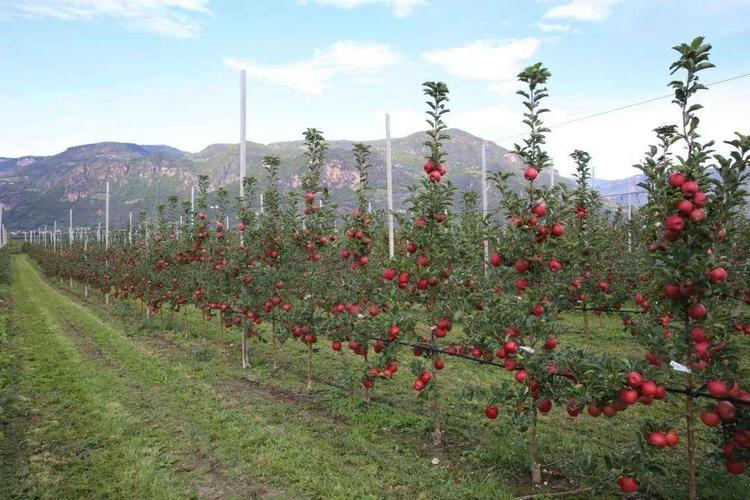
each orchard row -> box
[28,37,750,498]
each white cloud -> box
[422,38,540,82]
[0,0,211,37]
[298,0,427,17]
[497,81,750,180]
[535,22,574,33]
[542,0,622,22]
[225,41,402,94]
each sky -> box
[0,0,749,180]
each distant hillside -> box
[0,129,564,229]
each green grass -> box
[1,255,515,499]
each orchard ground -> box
[1,254,749,499]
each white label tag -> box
[519,346,535,354]
[670,360,692,373]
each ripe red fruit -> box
[587,404,602,417]
[550,223,565,237]
[716,401,737,422]
[688,302,707,320]
[524,166,538,181]
[726,460,746,475]
[433,358,445,370]
[485,405,499,419]
[538,398,552,413]
[566,399,581,417]
[531,304,545,317]
[708,267,728,283]
[414,379,425,391]
[689,208,705,222]
[693,191,707,206]
[665,430,680,447]
[676,199,694,215]
[681,180,699,196]
[383,267,397,280]
[663,283,682,300]
[514,259,531,273]
[504,341,519,354]
[419,371,433,384]
[531,204,547,217]
[627,371,644,388]
[331,340,342,351]
[543,337,557,350]
[489,253,503,267]
[700,411,721,427]
[620,389,638,405]
[668,172,686,187]
[515,370,528,383]
[640,380,658,397]
[666,215,685,233]
[515,278,530,291]
[547,259,562,272]
[428,170,442,183]
[707,379,728,397]
[648,431,668,449]
[618,476,639,493]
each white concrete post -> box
[385,113,395,259]
[481,142,489,277]
[240,69,247,199]
[105,181,110,249]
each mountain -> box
[0,129,563,230]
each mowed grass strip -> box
[9,255,514,500]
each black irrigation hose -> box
[373,336,507,368]
[571,306,644,314]
[370,337,750,406]
[664,385,750,407]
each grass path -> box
[0,254,513,499]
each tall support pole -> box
[481,142,489,277]
[105,181,110,249]
[0,204,3,248]
[191,186,196,218]
[44,225,48,247]
[69,208,73,246]
[385,113,395,259]
[53,220,57,252]
[239,69,247,199]
[260,194,264,214]
[129,211,133,245]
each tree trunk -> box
[241,330,248,369]
[686,374,697,500]
[306,344,313,391]
[431,370,443,447]
[271,320,278,372]
[530,397,542,486]
[583,307,591,347]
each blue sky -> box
[1,0,749,179]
